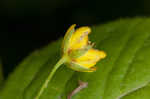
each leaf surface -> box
[1,18,150,99]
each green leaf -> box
[121,83,150,99]
[1,18,150,99]
[0,39,74,99]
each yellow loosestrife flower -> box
[62,24,106,72]
[35,24,106,99]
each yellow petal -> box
[66,62,97,72]
[75,49,106,68]
[69,27,91,50]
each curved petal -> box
[69,27,91,50]
[66,62,96,72]
[75,49,106,68]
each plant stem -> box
[35,56,67,99]
[67,80,88,99]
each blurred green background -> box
[0,0,150,78]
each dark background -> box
[0,0,150,77]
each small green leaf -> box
[1,18,150,99]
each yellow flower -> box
[62,24,106,72]
[35,24,107,99]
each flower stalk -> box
[35,56,67,99]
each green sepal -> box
[69,45,92,59]
[62,24,76,54]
